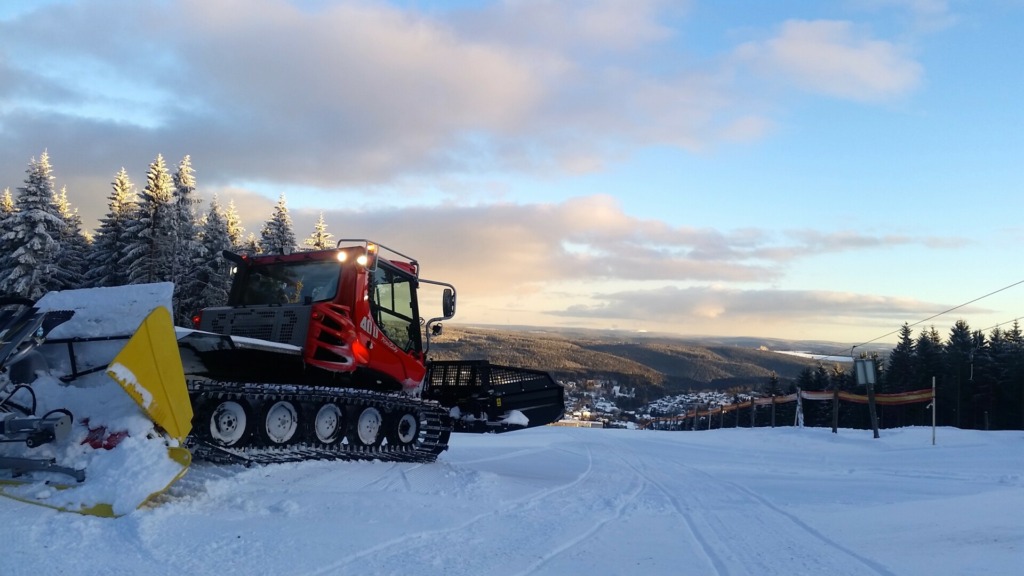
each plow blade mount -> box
[424,360,564,433]
[0,284,191,517]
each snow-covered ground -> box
[2,426,1020,576]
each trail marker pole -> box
[932,376,937,446]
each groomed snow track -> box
[186,380,451,465]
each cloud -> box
[0,0,542,187]
[734,19,923,101]
[454,0,681,54]
[279,194,960,299]
[0,0,783,194]
[0,0,934,211]
[546,284,980,331]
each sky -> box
[2,0,1023,346]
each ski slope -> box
[2,426,1020,576]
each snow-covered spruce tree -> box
[224,199,245,250]
[51,186,92,291]
[0,188,16,282]
[123,154,177,285]
[241,232,261,255]
[171,155,207,324]
[195,196,233,310]
[0,152,66,299]
[258,193,296,255]
[87,168,138,287]
[0,188,13,215]
[303,212,334,250]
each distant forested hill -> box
[429,326,822,399]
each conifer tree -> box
[762,372,783,396]
[123,154,177,285]
[885,323,916,392]
[945,320,978,427]
[1001,322,1024,429]
[173,155,203,270]
[51,186,91,290]
[224,199,245,250]
[0,188,13,215]
[882,322,918,426]
[196,196,233,310]
[259,194,296,255]
[984,326,1021,429]
[242,232,262,255]
[88,168,138,287]
[915,326,947,423]
[171,155,206,324]
[914,326,944,383]
[0,152,66,299]
[304,212,334,250]
[0,188,16,282]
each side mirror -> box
[442,288,456,318]
[431,323,444,336]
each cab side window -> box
[369,266,420,352]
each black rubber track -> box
[186,379,452,465]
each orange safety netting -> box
[639,388,933,428]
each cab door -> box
[362,264,425,387]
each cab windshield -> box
[238,259,341,305]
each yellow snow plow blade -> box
[106,307,193,441]
[0,446,190,517]
[0,480,116,517]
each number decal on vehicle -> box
[359,315,381,339]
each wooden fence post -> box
[796,388,804,427]
[831,388,840,434]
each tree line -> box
[0,151,336,325]
[761,321,1024,431]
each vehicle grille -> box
[200,305,312,347]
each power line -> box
[843,278,1024,358]
[978,315,1024,334]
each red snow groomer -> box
[180,239,565,464]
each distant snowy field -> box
[776,350,854,362]
[2,426,1021,576]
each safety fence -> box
[640,388,935,430]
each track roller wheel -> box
[386,411,420,446]
[350,406,383,446]
[259,400,299,445]
[312,402,345,445]
[204,399,252,447]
